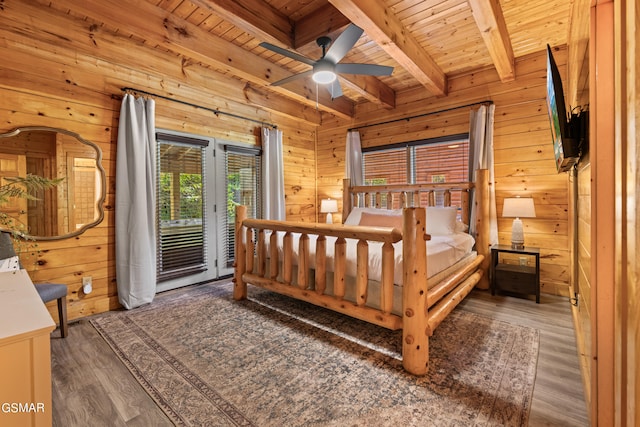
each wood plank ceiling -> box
[42,0,572,122]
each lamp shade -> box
[502,197,536,218]
[319,198,338,213]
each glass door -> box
[214,142,261,276]
[155,131,218,292]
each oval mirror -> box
[0,126,106,240]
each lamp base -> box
[326,213,333,224]
[511,218,525,250]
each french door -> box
[155,130,258,292]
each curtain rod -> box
[348,100,493,132]
[120,87,277,129]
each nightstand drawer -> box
[495,264,537,294]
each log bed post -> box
[315,235,327,294]
[269,231,279,280]
[402,207,429,375]
[233,205,247,300]
[342,178,351,222]
[474,169,491,290]
[461,190,470,226]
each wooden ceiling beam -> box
[242,83,323,124]
[189,0,293,47]
[48,0,354,119]
[468,0,516,82]
[329,0,447,97]
[339,74,396,108]
[294,4,350,48]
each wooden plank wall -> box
[576,151,592,408]
[317,46,572,296]
[0,2,316,321]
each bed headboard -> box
[342,169,491,290]
[342,180,473,225]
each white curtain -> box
[262,127,285,220]
[345,131,363,186]
[115,94,157,309]
[469,104,498,245]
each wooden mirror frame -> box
[0,126,106,241]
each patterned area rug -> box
[90,281,539,426]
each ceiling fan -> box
[260,24,393,99]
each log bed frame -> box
[233,169,490,375]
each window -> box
[224,145,261,267]
[156,133,208,281]
[363,147,408,186]
[363,134,470,208]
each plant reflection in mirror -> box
[0,174,64,265]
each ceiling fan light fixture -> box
[312,61,337,84]
[312,70,337,84]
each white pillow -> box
[346,206,463,235]
[344,207,402,225]
[0,256,20,272]
[358,211,403,229]
[426,207,457,235]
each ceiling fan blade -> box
[325,79,343,99]
[259,42,315,66]
[336,63,394,76]
[270,70,313,86]
[324,24,364,64]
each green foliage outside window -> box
[159,173,203,220]
[365,178,387,185]
[227,172,240,217]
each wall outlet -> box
[82,276,93,294]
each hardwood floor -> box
[49,318,172,427]
[50,287,589,426]
[458,291,589,426]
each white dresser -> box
[0,270,55,427]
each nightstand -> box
[490,244,540,303]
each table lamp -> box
[320,198,338,223]
[502,197,536,249]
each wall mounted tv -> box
[546,44,584,173]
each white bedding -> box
[263,230,474,286]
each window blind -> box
[362,134,470,209]
[362,147,407,208]
[156,133,208,281]
[224,145,261,267]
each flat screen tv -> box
[546,44,581,173]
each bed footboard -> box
[234,205,406,330]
